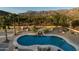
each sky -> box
[0,7,74,14]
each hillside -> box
[19,8,79,20]
[0,10,10,16]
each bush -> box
[31,26,38,32]
[44,29,49,33]
[72,20,79,27]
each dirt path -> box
[67,28,79,33]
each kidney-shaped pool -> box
[17,35,76,51]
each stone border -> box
[13,33,36,49]
[13,33,78,51]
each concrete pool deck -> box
[13,34,63,51]
[0,31,79,51]
[16,45,63,51]
[13,33,78,51]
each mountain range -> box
[0,8,79,20]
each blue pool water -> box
[17,35,76,51]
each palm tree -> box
[2,14,17,43]
[16,15,21,33]
[66,16,73,32]
[2,16,9,43]
[13,17,16,35]
[9,14,17,35]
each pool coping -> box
[13,33,79,51]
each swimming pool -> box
[17,35,76,51]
